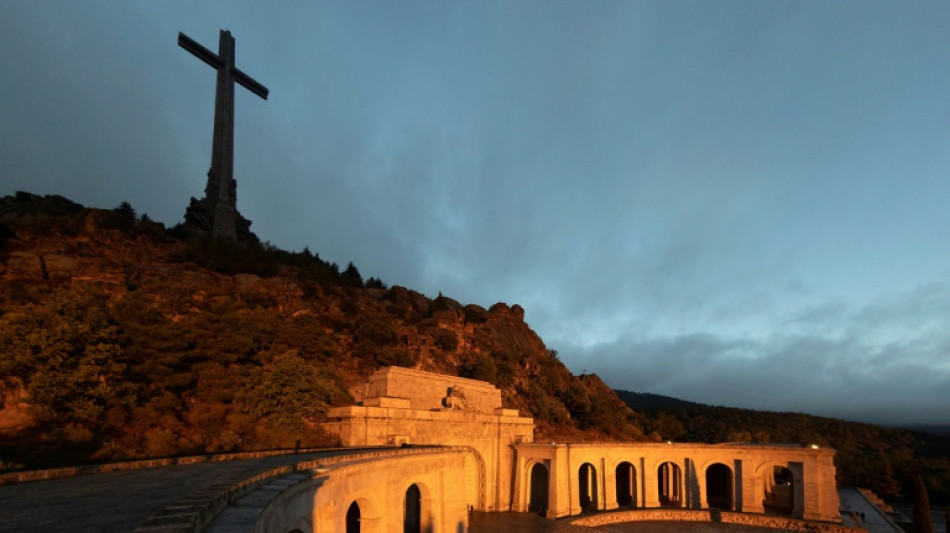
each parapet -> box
[351,366,503,415]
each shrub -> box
[433,328,459,351]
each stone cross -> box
[179,30,268,240]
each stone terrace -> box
[0,447,432,533]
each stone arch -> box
[401,480,435,533]
[755,461,800,517]
[343,496,381,533]
[346,502,361,533]
[526,461,550,515]
[404,484,422,533]
[704,463,733,510]
[615,461,637,508]
[656,461,683,507]
[461,447,487,510]
[286,516,314,533]
[578,462,598,512]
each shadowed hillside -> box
[0,192,644,470]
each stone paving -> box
[837,487,903,533]
[0,452,328,533]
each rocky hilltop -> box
[0,192,643,469]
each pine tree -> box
[913,475,934,533]
[342,262,363,287]
[114,201,136,221]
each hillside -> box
[0,192,644,470]
[617,388,950,504]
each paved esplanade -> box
[837,487,903,533]
[0,451,350,533]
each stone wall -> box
[352,366,502,414]
[248,449,473,533]
[325,368,842,526]
[324,367,533,512]
[571,509,861,532]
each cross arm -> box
[233,67,269,100]
[178,32,222,69]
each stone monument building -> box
[323,367,534,512]
[323,367,842,526]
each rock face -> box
[0,192,83,223]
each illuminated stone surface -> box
[0,368,849,533]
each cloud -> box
[570,281,950,425]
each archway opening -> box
[657,462,682,507]
[615,462,636,507]
[528,463,549,515]
[346,502,361,533]
[578,463,598,511]
[404,484,421,533]
[763,465,794,515]
[705,463,732,509]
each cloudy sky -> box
[3,1,949,426]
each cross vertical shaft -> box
[179,29,268,241]
[209,30,237,239]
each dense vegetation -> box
[0,193,643,470]
[616,389,950,504]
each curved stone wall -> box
[570,509,861,532]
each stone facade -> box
[323,367,843,531]
[323,367,533,512]
[512,442,840,522]
[350,367,504,414]
[240,449,474,533]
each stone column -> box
[696,462,708,509]
[550,447,571,518]
[637,458,646,508]
[740,462,764,514]
[792,462,806,519]
[644,461,660,508]
[734,460,744,512]
[602,458,615,510]
[421,496,436,533]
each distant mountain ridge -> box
[897,424,950,437]
[612,389,699,410]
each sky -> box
[2,1,949,426]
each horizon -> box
[2,2,949,426]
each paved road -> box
[0,452,324,533]
[837,487,903,533]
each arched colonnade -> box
[513,443,839,522]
